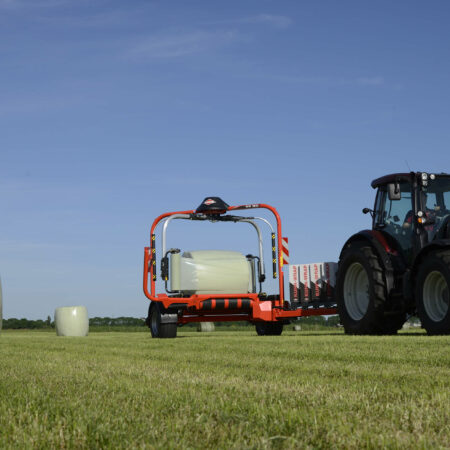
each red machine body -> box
[143,201,337,330]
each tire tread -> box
[416,249,450,335]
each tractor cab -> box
[368,172,450,263]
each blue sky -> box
[1,0,449,319]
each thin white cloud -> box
[0,92,93,116]
[0,239,78,252]
[241,14,293,29]
[128,30,239,59]
[0,0,67,8]
[256,73,386,88]
[0,0,15,6]
[356,76,384,86]
[36,10,119,27]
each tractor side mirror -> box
[388,182,401,201]
[362,208,373,217]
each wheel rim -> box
[150,309,159,336]
[343,262,370,321]
[423,271,449,322]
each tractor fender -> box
[339,230,396,295]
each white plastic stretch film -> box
[288,262,338,304]
[54,306,89,336]
[176,250,250,295]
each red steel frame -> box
[143,203,337,324]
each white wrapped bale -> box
[172,250,251,295]
[54,306,89,336]
[197,322,215,332]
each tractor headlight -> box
[417,211,426,224]
[430,174,436,180]
[421,173,428,180]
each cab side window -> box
[373,190,386,226]
[375,183,414,251]
[443,192,450,211]
[425,193,438,211]
[384,184,413,228]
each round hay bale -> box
[197,322,215,332]
[54,306,89,336]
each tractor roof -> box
[371,173,412,189]
[371,172,450,189]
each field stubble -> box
[0,329,449,449]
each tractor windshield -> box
[422,175,450,240]
[374,182,414,259]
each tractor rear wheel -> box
[147,303,178,338]
[416,250,450,335]
[255,322,283,336]
[337,242,404,334]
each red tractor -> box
[336,172,450,335]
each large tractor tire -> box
[415,249,450,335]
[255,322,283,336]
[147,302,178,338]
[336,242,405,335]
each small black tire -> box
[337,241,404,334]
[147,303,177,338]
[255,322,283,336]
[415,249,450,335]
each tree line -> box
[2,315,341,329]
[2,316,146,329]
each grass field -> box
[1,329,449,449]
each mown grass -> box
[1,329,449,449]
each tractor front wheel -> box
[337,242,404,334]
[255,322,283,336]
[147,302,178,338]
[416,250,450,335]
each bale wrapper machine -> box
[143,197,337,338]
